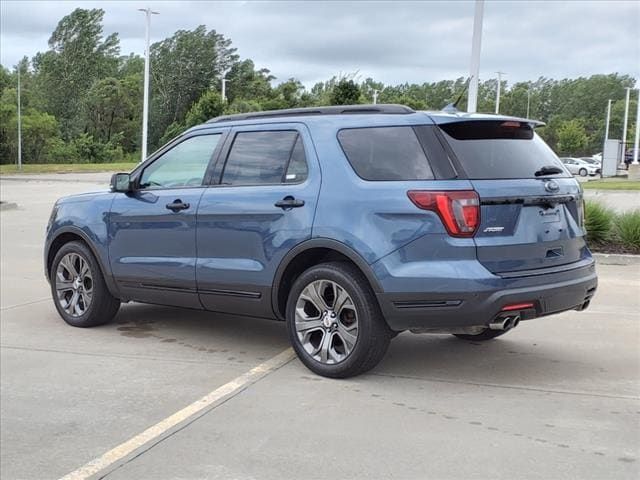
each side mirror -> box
[110,173,132,192]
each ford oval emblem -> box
[545,180,560,192]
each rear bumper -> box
[375,260,597,331]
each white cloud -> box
[1,0,638,87]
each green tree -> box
[32,8,119,139]
[557,119,588,155]
[330,79,361,105]
[149,26,238,149]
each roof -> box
[206,104,415,123]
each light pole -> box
[495,71,505,114]
[372,89,379,105]
[467,0,484,113]
[526,83,531,118]
[138,7,159,163]
[604,99,612,142]
[622,87,631,160]
[633,90,639,165]
[16,64,22,171]
[221,75,228,103]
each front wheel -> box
[579,168,588,177]
[286,262,392,378]
[50,241,120,327]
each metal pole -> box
[372,89,378,104]
[604,99,611,141]
[138,8,158,163]
[467,0,484,113]
[17,65,22,170]
[221,77,227,102]
[495,71,505,114]
[526,84,531,118]
[622,87,630,158]
[633,90,639,164]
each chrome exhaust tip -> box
[489,314,521,331]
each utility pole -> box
[138,7,159,163]
[372,89,379,105]
[495,71,505,114]
[622,87,631,161]
[467,0,484,113]
[17,65,22,171]
[604,99,612,142]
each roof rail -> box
[207,104,415,123]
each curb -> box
[593,252,640,266]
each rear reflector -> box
[501,302,534,311]
[407,190,480,237]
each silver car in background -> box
[559,157,600,176]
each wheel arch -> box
[46,227,120,298]
[271,238,383,320]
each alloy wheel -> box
[294,279,358,364]
[55,253,93,317]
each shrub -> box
[615,210,640,250]
[584,201,614,244]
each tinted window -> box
[140,134,221,189]
[222,131,305,185]
[284,136,308,183]
[439,121,569,179]
[338,127,434,181]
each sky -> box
[1,0,639,87]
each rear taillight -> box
[407,190,480,237]
[577,199,585,228]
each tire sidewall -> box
[285,263,380,377]
[50,241,108,327]
[579,168,587,177]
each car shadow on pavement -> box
[376,331,598,387]
[107,302,289,354]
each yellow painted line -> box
[59,347,296,480]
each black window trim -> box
[128,129,229,191]
[336,124,442,182]
[212,127,310,188]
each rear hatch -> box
[437,119,587,276]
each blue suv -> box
[45,105,597,378]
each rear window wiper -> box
[534,165,564,176]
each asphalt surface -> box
[1,175,639,480]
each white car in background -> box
[559,157,600,176]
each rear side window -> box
[338,127,434,181]
[221,131,308,185]
[439,121,568,179]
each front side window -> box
[221,130,308,186]
[337,126,434,181]
[139,134,221,189]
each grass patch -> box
[582,180,640,190]
[0,162,137,175]
[616,211,640,250]
[584,201,614,244]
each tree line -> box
[0,8,637,165]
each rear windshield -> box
[439,121,569,179]
[337,126,434,181]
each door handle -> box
[274,196,305,210]
[166,199,190,212]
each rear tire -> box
[286,262,392,378]
[579,168,588,177]
[50,241,120,327]
[453,328,509,341]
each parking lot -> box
[1,174,639,479]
